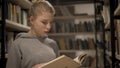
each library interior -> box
[0,0,120,68]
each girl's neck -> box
[28,30,37,37]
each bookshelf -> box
[59,50,95,53]
[49,16,96,51]
[114,2,120,61]
[8,0,32,9]
[48,3,103,68]
[48,32,95,36]
[6,19,30,31]
[105,3,120,29]
[105,22,110,29]
[107,0,120,68]
[99,1,120,68]
[4,0,31,50]
[0,0,105,68]
[114,3,120,15]
[0,0,31,68]
[54,15,95,20]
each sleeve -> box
[6,42,22,68]
[49,40,60,57]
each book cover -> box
[41,54,87,68]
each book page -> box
[41,55,80,68]
[41,54,87,68]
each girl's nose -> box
[46,23,51,30]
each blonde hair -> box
[29,0,55,17]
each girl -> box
[6,0,59,68]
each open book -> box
[41,53,87,68]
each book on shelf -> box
[50,20,95,33]
[115,20,120,54]
[5,2,28,26]
[54,37,95,50]
[40,53,87,68]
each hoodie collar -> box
[15,33,48,40]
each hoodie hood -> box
[15,33,48,40]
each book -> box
[41,53,87,68]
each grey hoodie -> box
[6,33,59,68]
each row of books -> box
[54,38,96,50]
[4,2,28,26]
[50,21,102,33]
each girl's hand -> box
[32,63,45,68]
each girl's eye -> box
[42,21,48,25]
[41,21,52,25]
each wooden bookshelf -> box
[105,22,110,29]
[59,50,95,53]
[114,3,120,15]
[114,3,120,62]
[116,55,120,60]
[9,0,32,9]
[0,17,30,31]
[106,50,120,60]
[6,19,30,31]
[0,1,30,68]
[54,15,95,20]
[48,32,95,36]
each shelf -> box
[6,19,30,31]
[106,50,112,57]
[59,50,96,57]
[54,15,95,20]
[48,32,95,36]
[114,3,120,15]
[106,50,120,60]
[116,55,120,60]
[59,50,95,53]
[105,22,110,29]
[10,0,32,9]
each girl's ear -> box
[29,16,35,25]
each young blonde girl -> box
[6,0,59,68]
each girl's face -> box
[30,12,53,36]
